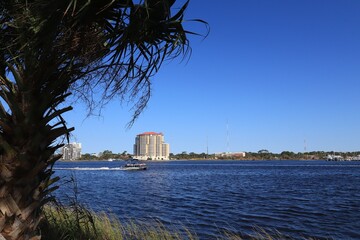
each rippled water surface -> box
[54,160,360,239]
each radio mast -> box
[226,120,230,154]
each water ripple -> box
[54,160,360,239]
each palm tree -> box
[0,0,206,239]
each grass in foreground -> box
[40,203,198,240]
[40,203,321,240]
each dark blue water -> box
[53,160,360,239]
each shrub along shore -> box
[76,150,360,161]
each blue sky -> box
[65,0,360,154]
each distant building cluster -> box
[61,142,82,161]
[133,132,170,160]
[215,152,246,158]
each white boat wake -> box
[54,167,124,171]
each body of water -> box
[53,160,360,239]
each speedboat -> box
[122,162,147,170]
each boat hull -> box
[122,163,147,170]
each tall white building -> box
[133,132,170,160]
[62,142,82,161]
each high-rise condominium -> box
[133,132,170,160]
[61,142,82,161]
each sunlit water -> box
[53,160,360,239]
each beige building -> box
[61,142,82,161]
[133,132,170,160]
[215,152,246,158]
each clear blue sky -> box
[64,0,360,154]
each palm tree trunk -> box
[0,74,72,239]
[0,131,50,239]
[0,183,43,240]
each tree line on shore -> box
[171,150,360,160]
[79,150,132,160]
[77,150,360,161]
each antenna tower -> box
[206,136,209,157]
[226,120,230,153]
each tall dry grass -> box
[40,202,315,240]
[40,202,199,240]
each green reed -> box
[40,202,322,240]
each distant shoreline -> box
[59,158,326,162]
